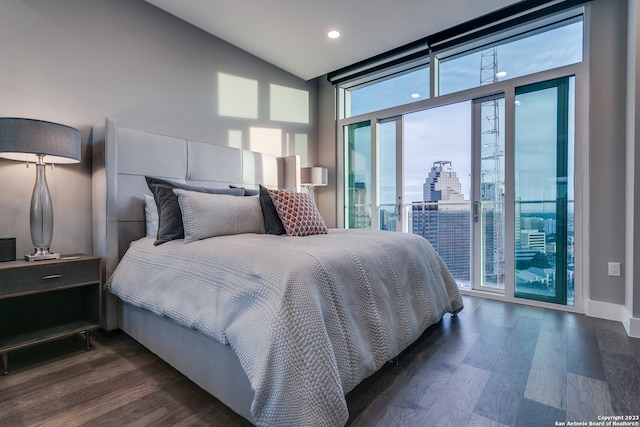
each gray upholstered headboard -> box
[91,118,300,328]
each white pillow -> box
[173,189,265,242]
[144,194,159,237]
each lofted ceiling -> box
[145,0,524,81]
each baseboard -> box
[623,314,640,338]
[586,299,640,338]
[585,299,625,322]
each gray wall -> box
[627,0,640,320]
[588,0,629,305]
[316,77,338,228]
[0,0,317,257]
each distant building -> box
[379,208,396,231]
[522,217,544,231]
[520,229,546,253]
[544,218,556,235]
[412,161,470,282]
[423,161,465,202]
[351,181,369,229]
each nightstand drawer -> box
[0,258,100,297]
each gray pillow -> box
[229,185,260,196]
[174,189,265,242]
[146,176,244,245]
[144,194,159,237]
[259,184,286,235]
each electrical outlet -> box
[608,262,621,277]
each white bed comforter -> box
[106,228,463,426]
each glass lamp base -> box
[25,249,60,262]
[27,159,58,263]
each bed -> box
[91,118,463,426]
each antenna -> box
[479,47,505,285]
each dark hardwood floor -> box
[1,296,639,426]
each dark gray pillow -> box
[229,185,260,196]
[146,176,245,245]
[259,184,286,235]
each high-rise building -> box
[544,218,556,235]
[412,161,470,283]
[523,217,544,231]
[379,208,396,231]
[520,229,547,253]
[423,161,465,202]
[351,181,370,229]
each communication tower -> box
[479,47,505,286]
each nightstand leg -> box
[85,330,91,350]
[2,352,7,375]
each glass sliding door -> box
[474,96,506,291]
[342,77,576,307]
[514,77,574,305]
[345,118,401,231]
[403,102,472,288]
[378,118,401,231]
[345,121,372,229]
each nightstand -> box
[0,254,102,375]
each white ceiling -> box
[145,0,524,81]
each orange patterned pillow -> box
[266,188,328,236]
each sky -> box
[403,102,472,203]
[349,19,582,208]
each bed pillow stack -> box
[145,176,245,245]
[145,176,328,243]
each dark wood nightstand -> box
[0,254,102,375]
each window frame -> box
[435,13,584,96]
[335,5,589,314]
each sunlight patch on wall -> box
[270,84,309,124]
[294,133,308,166]
[218,73,258,119]
[227,130,243,149]
[250,127,282,157]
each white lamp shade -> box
[0,117,81,164]
[300,166,328,186]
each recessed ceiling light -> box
[328,30,341,39]
[496,71,507,78]
[411,93,421,99]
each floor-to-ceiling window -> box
[514,77,575,305]
[404,102,472,287]
[345,121,371,229]
[337,6,585,309]
[475,95,506,292]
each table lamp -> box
[0,118,81,261]
[300,166,328,199]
